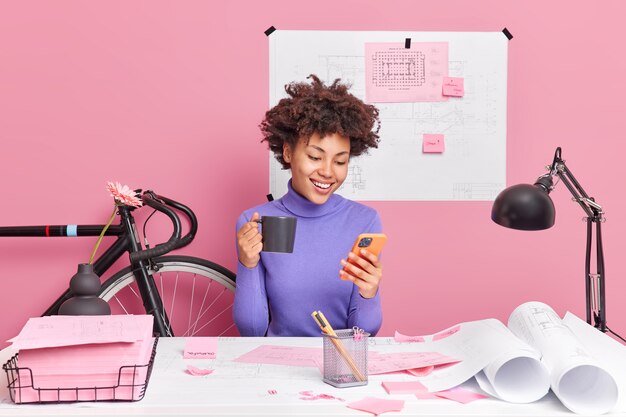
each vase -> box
[58,263,111,315]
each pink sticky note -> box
[442,77,464,97]
[347,397,405,415]
[394,330,425,343]
[183,337,218,359]
[434,387,488,404]
[406,366,434,377]
[423,134,445,153]
[382,380,428,395]
[416,390,441,400]
[433,324,461,341]
[186,365,214,376]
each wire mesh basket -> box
[322,328,369,388]
[2,336,158,404]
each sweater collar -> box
[280,180,345,218]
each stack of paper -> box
[7,314,154,403]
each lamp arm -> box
[551,148,602,220]
[550,147,607,332]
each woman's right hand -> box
[237,212,263,268]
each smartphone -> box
[343,233,387,272]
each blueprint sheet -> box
[269,31,508,201]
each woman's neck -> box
[280,180,344,218]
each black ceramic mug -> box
[255,216,297,253]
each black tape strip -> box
[264,26,276,36]
[266,194,274,202]
[405,38,411,49]
[502,27,513,40]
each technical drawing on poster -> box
[269,31,508,201]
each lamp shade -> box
[491,184,556,230]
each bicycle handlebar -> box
[128,191,198,263]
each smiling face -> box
[283,132,350,205]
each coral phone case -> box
[343,233,387,272]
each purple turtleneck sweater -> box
[233,181,383,337]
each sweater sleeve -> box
[347,289,382,336]
[232,212,270,336]
[346,210,383,336]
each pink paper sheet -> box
[365,42,448,103]
[232,345,322,367]
[368,351,460,375]
[9,315,154,349]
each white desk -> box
[0,337,623,416]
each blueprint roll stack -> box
[508,301,618,415]
[473,319,550,404]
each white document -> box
[269,30,508,201]
[563,311,626,412]
[508,302,618,415]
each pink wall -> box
[1,1,626,346]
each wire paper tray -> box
[2,336,158,404]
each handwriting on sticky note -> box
[442,77,464,97]
[423,134,445,153]
[183,337,218,359]
[433,325,461,341]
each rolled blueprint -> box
[508,301,618,415]
[474,320,550,403]
[415,318,550,398]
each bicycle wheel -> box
[98,255,237,337]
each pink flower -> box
[106,181,142,207]
[90,181,142,264]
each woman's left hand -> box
[339,249,383,299]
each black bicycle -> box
[0,190,237,337]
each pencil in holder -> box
[322,328,369,388]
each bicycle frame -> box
[0,191,197,337]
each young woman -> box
[234,75,383,336]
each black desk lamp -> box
[491,147,624,342]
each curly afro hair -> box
[260,74,381,169]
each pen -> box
[311,311,365,382]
